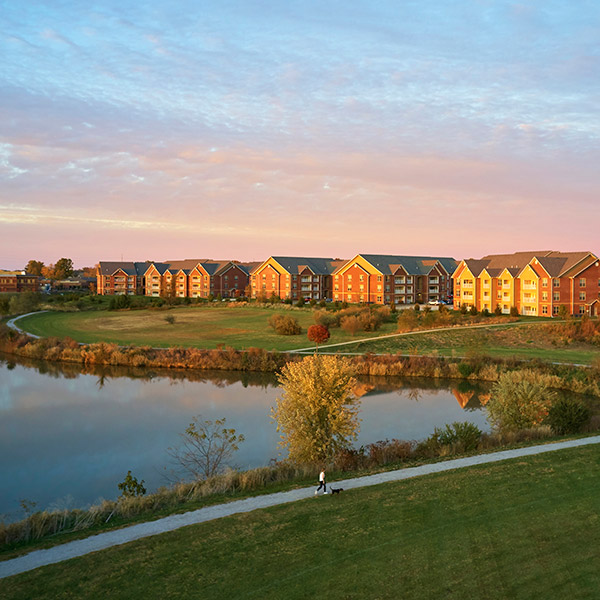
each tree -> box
[307,324,330,351]
[117,471,146,498]
[168,416,245,480]
[54,258,74,280]
[24,260,44,276]
[486,370,556,432]
[272,355,360,464]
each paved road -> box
[2,435,599,580]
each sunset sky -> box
[1,1,599,269]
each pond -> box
[0,353,495,521]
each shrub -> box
[434,422,482,452]
[313,310,339,329]
[487,370,557,432]
[340,315,362,335]
[510,306,519,317]
[268,314,302,335]
[457,362,474,378]
[547,397,591,435]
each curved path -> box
[2,435,599,580]
[5,311,46,339]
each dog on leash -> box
[330,487,343,495]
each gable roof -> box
[252,256,342,276]
[98,262,149,276]
[458,251,597,280]
[355,254,458,276]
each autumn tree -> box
[272,355,360,464]
[168,416,245,480]
[307,324,330,351]
[24,260,44,276]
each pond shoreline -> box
[2,318,600,401]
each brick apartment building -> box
[452,251,600,317]
[98,260,257,299]
[331,254,457,305]
[0,270,40,293]
[249,257,346,301]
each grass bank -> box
[325,320,600,365]
[3,444,600,599]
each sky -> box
[1,1,599,269]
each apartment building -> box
[98,259,254,298]
[331,254,457,305]
[452,251,600,316]
[250,257,345,301]
[96,262,149,295]
[144,260,254,299]
[0,270,40,293]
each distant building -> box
[97,259,255,298]
[452,250,600,316]
[144,259,254,299]
[0,270,40,293]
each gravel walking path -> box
[2,435,599,580]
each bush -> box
[268,314,302,335]
[547,397,591,435]
[510,306,519,317]
[340,315,362,335]
[487,370,557,432]
[434,422,482,452]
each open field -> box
[3,444,599,599]
[15,306,398,351]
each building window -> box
[553,292,560,301]
[580,278,586,287]
[553,305,560,315]
[542,278,548,287]
[553,279,560,287]
[579,292,586,301]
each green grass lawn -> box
[325,321,600,365]
[14,307,599,363]
[15,306,399,351]
[3,444,599,599]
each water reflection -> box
[0,352,494,521]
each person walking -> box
[315,468,327,495]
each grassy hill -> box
[3,444,599,599]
